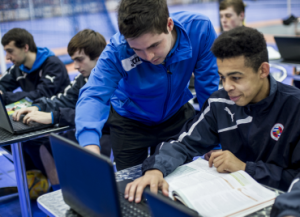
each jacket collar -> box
[244,74,278,113]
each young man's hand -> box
[13,106,39,121]
[84,145,101,155]
[208,150,246,173]
[124,169,169,203]
[22,111,52,125]
[204,149,222,161]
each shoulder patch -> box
[121,54,142,72]
[270,123,284,141]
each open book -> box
[164,158,277,217]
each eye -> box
[225,14,232,18]
[232,77,241,81]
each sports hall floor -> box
[0,0,300,216]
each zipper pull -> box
[167,70,172,74]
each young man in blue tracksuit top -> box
[125,27,300,203]
[75,0,219,170]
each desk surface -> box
[37,164,283,217]
[0,126,70,146]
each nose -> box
[222,79,234,92]
[74,61,79,70]
[5,53,10,60]
[142,51,154,62]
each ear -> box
[239,11,245,21]
[167,17,174,32]
[24,44,29,52]
[259,62,270,79]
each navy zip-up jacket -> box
[271,173,300,217]
[33,73,87,127]
[143,75,300,191]
[0,48,70,105]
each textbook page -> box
[164,158,276,217]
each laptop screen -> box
[50,134,122,217]
[0,95,14,133]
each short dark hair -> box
[211,26,268,72]
[1,28,37,52]
[219,0,245,15]
[118,0,169,39]
[67,29,106,60]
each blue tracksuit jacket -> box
[75,11,219,147]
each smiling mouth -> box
[229,95,240,102]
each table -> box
[0,126,70,217]
[37,164,283,217]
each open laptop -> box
[49,133,150,217]
[274,36,300,64]
[144,189,199,217]
[0,95,53,134]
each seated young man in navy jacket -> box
[12,29,110,190]
[0,28,69,105]
[125,27,300,203]
[271,173,300,217]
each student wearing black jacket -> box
[124,27,300,203]
[12,30,108,190]
[0,28,69,105]
[271,173,300,217]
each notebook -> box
[49,133,151,217]
[0,95,53,134]
[144,189,199,217]
[274,36,300,64]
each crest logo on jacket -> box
[121,54,143,72]
[270,123,284,141]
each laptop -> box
[0,95,53,134]
[49,133,151,217]
[274,36,300,64]
[144,189,199,217]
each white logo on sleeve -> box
[121,54,142,72]
[45,75,56,83]
[224,107,235,122]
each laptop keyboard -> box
[119,192,151,217]
[9,115,44,131]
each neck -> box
[24,51,36,69]
[170,27,177,51]
[254,77,270,103]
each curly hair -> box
[211,26,268,72]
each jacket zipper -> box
[162,66,172,121]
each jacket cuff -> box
[32,103,46,111]
[52,111,60,125]
[245,161,256,177]
[77,130,100,148]
[277,210,300,217]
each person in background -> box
[219,0,245,32]
[75,0,219,171]
[0,28,69,105]
[125,27,300,203]
[13,29,110,190]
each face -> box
[71,50,98,77]
[126,18,175,65]
[4,41,27,66]
[220,7,244,31]
[217,56,269,106]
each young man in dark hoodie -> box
[0,28,70,105]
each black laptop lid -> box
[274,36,300,61]
[144,189,199,217]
[0,95,14,133]
[50,134,122,217]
